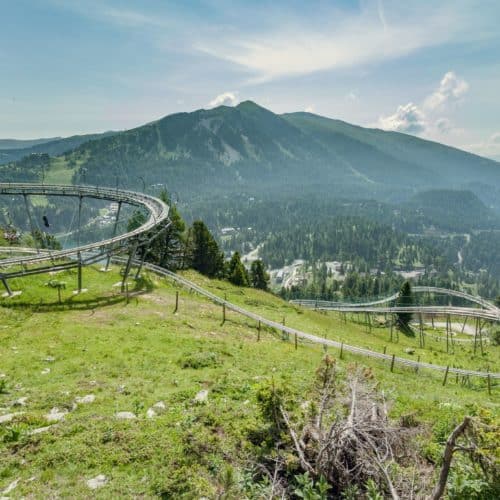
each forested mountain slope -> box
[2,101,498,209]
[0,131,117,165]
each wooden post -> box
[446,316,450,354]
[221,303,226,325]
[77,252,83,293]
[174,290,179,313]
[487,373,491,395]
[419,313,424,348]
[383,346,387,355]
[340,342,344,360]
[125,283,129,305]
[474,317,478,354]
[257,320,261,341]
[390,354,395,372]
[294,333,298,350]
[479,319,484,355]
[442,365,450,386]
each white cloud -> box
[378,71,469,135]
[305,106,315,113]
[468,132,500,160]
[424,71,469,110]
[207,92,239,108]
[377,102,426,134]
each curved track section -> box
[0,183,169,267]
[290,286,499,311]
[0,183,170,292]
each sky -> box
[1,0,500,160]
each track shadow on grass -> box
[0,283,152,314]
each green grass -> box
[0,266,498,497]
[44,157,80,185]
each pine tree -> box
[188,220,224,278]
[148,190,186,269]
[250,260,269,290]
[396,280,413,333]
[227,252,249,286]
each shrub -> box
[178,351,221,369]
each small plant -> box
[178,351,221,369]
[340,484,361,499]
[294,472,330,500]
[365,479,384,500]
[0,378,8,394]
[2,426,21,443]
[133,400,144,415]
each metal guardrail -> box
[118,260,499,382]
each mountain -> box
[0,137,61,150]
[2,101,499,209]
[0,131,117,165]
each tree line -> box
[128,191,269,291]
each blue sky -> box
[1,0,500,159]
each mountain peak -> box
[236,100,268,112]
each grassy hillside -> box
[0,266,497,497]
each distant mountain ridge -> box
[0,131,117,165]
[2,101,499,210]
[0,137,61,150]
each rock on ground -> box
[45,408,67,422]
[86,474,108,490]
[194,390,209,403]
[1,478,19,495]
[115,411,136,420]
[29,425,55,435]
[153,401,166,410]
[0,412,22,424]
[75,394,95,404]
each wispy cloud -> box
[195,3,460,82]
[100,7,168,28]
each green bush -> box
[178,351,221,369]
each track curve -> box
[0,183,169,268]
[290,287,500,322]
